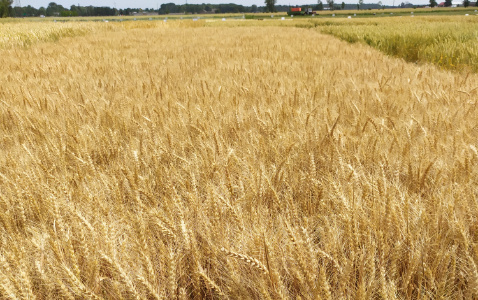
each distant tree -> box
[38,6,46,15]
[444,0,452,6]
[70,4,80,15]
[216,4,245,13]
[46,2,66,16]
[327,0,334,10]
[0,0,13,17]
[12,5,23,17]
[430,0,437,6]
[463,0,470,6]
[159,3,179,14]
[265,0,276,12]
[47,2,57,13]
[358,0,364,9]
[251,4,258,12]
[341,1,345,9]
[317,0,324,10]
[23,5,37,16]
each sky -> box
[19,0,429,9]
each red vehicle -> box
[287,7,316,16]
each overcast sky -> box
[19,0,429,9]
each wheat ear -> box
[221,247,268,275]
[100,252,141,300]
[198,268,228,299]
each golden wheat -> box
[0,19,477,299]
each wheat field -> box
[315,16,478,72]
[0,21,100,48]
[0,20,477,299]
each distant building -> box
[438,0,469,6]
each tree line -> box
[2,1,282,17]
[0,0,372,18]
[7,2,119,17]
